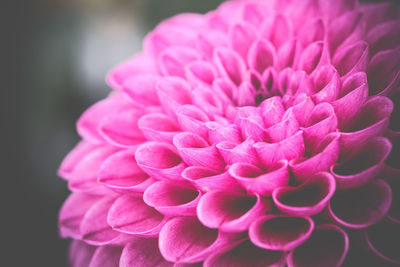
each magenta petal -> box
[143,181,200,216]
[254,130,305,167]
[68,145,117,193]
[265,14,292,48]
[235,106,266,141]
[237,81,256,107]
[331,137,392,189]
[332,72,369,129]
[214,47,246,86]
[197,191,272,232]
[259,96,285,128]
[157,77,192,119]
[80,196,120,245]
[59,193,101,239]
[328,179,392,229]
[297,41,328,74]
[182,166,243,192]
[98,149,152,193]
[340,96,393,158]
[107,193,165,236]
[273,172,336,216]
[173,132,225,171]
[69,240,96,267]
[98,107,146,147]
[176,105,210,139]
[247,39,276,74]
[158,46,200,77]
[138,113,180,143]
[185,61,216,86]
[192,85,224,116]
[288,95,315,127]
[217,138,262,167]
[249,215,314,251]
[332,41,369,79]
[229,161,290,196]
[135,142,186,181]
[287,224,349,267]
[298,18,325,47]
[120,238,173,267]
[302,103,338,150]
[365,219,400,264]
[367,20,400,55]
[122,74,160,106]
[230,22,257,60]
[88,246,122,267]
[276,39,298,70]
[386,177,400,223]
[204,239,286,267]
[159,217,236,263]
[290,133,340,184]
[310,64,340,103]
[206,122,241,144]
[266,109,299,142]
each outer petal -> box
[249,215,314,251]
[88,246,123,267]
[287,224,349,267]
[273,172,336,216]
[69,240,96,267]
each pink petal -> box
[205,239,286,267]
[214,47,246,86]
[98,149,153,193]
[197,191,272,232]
[135,142,186,181]
[229,161,290,196]
[298,18,325,47]
[319,0,358,21]
[206,122,242,144]
[266,109,299,142]
[120,238,173,267]
[182,166,243,192]
[276,39,298,70]
[80,196,120,245]
[107,193,165,236]
[173,132,225,171]
[367,20,400,55]
[138,113,180,143]
[89,246,123,267]
[288,94,315,127]
[143,181,200,216]
[98,107,146,147]
[254,130,305,167]
[328,179,392,228]
[158,46,200,77]
[230,22,257,60]
[192,85,224,117]
[386,176,400,224]
[290,133,340,184]
[217,138,262,167]
[176,105,210,139]
[287,224,349,267]
[367,47,400,96]
[297,41,328,74]
[237,81,256,107]
[69,240,96,267]
[340,96,393,158]
[122,74,160,106]
[302,103,338,150]
[185,61,216,86]
[77,94,131,143]
[361,2,400,29]
[157,77,193,119]
[332,72,368,129]
[247,39,276,74]
[59,193,101,239]
[332,41,369,79]
[249,215,314,251]
[68,145,117,193]
[365,220,400,264]
[273,172,336,216]
[242,2,266,26]
[310,64,340,103]
[159,217,238,263]
[213,78,237,106]
[331,137,392,189]
[235,106,266,141]
[259,96,285,128]
[264,14,292,48]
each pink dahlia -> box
[58,0,400,266]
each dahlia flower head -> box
[59,0,400,266]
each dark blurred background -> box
[3,0,393,266]
[4,1,224,266]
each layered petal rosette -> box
[59,0,400,266]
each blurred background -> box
[3,0,392,266]
[5,0,224,266]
